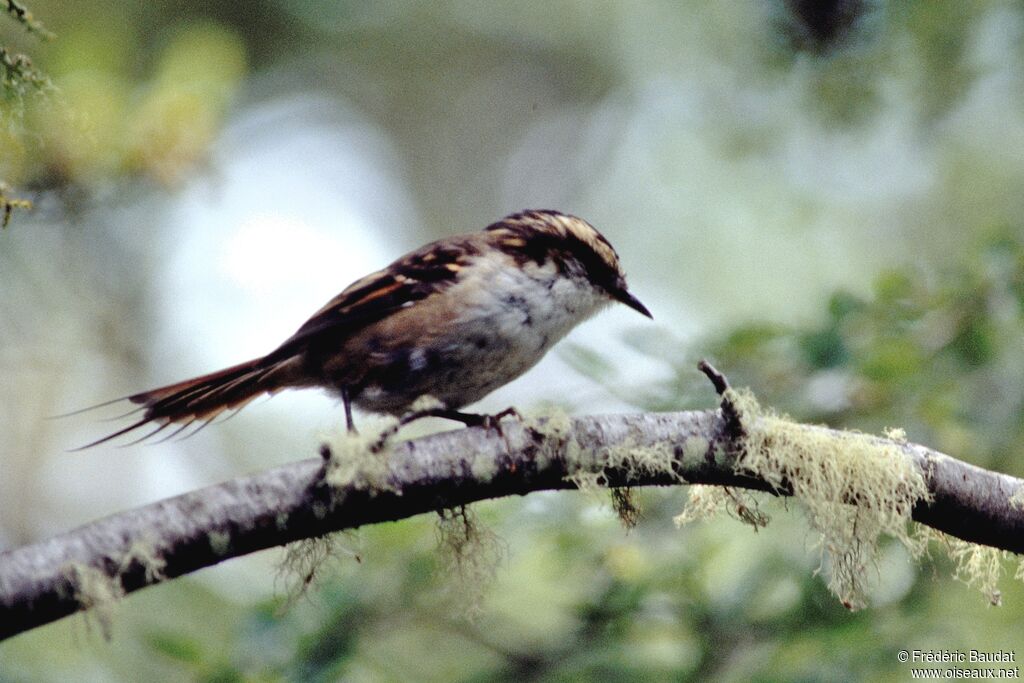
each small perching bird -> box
[80,210,651,447]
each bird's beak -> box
[612,284,653,319]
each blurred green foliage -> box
[652,230,1024,477]
[3,1,1024,681]
[1,4,246,190]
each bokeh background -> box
[2,1,1024,680]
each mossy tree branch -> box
[1,0,52,101]
[4,0,53,39]
[2,386,1023,641]
[0,181,32,227]
[2,1,51,227]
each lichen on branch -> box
[436,505,505,620]
[673,380,1024,610]
[4,0,53,39]
[736,388,931,608]
[0,181,32,227]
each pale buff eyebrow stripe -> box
[552,214,619,264]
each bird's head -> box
[486,209,652,318]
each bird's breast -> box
[352,257,607,413]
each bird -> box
[79,209,652,447]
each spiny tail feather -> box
[75,357,298,449]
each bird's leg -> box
[341,387,357,434]
[369,406,523,453]
[409,406,523,434]
[444,407,523,432]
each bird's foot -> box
[369,406,522,453]
[435,406,522,436]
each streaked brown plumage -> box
[80,210,651,447]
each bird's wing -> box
[72,235,483,448]
[269,235,479,356]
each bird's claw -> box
[478,407,523,437]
